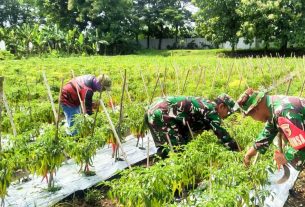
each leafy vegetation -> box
[0,50,303,206]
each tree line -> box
[0,0,305,57]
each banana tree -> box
[65,28,77,54]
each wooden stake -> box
[71,70,85,114]
[194,67,203,95]
[0,77,3,151]
[147,135,150,168]
[140,70,149,100]
[99,98,131,169]
[91,91,102,137]
[186,121,194,139]
[120,72,132,102]
[285,78,293,96]
[55,79,64,140]
[165,133,173,151]
[252,153,259,165]
[173,64,180,94]
[149,74,160,105]
[225,63,234,93]
[115,69,127,161]
[42,71,58,122]
[25,76,32,121]
[211,65,219,93]
[163,67,167,96]
[299,78,305,97]
[3,94,16,137]
[106,91,115,112]
[182,69,190,94]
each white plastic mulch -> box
[264,164,299,207]
[3,133,298,207]
[5,134,157,207]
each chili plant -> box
[28,124,65,191]
[65,114,106,176]
[0,152,13,207]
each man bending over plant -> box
[237,88,305,170]
[60,74,112,135]
[145,94,239,152]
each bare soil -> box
[284,170,305,207]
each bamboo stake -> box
[163,67,167,96]
[157,71,165,97]
[165,133,173,151]
[91,91,102,137]
[42,71,58,122]
[181,69,190,94]
[147,134,150,168]
[200,66,207,95]
[194,67,203,95]
[299,78,305,97]
[55,79,64,140]
[173,64,180,94]
[140,70,149,100]
[211,65,219,93]
[25,76,33,121]
[252,153,259,165]
[71,70,85,114]
[100,98,131,169]
[149,74,160,105]
[285,78,293,96]
[116,69,127,161]
[3,94,16,137]
[218,60,225,79]
[278,77,294,150]
[225,63,234,93]
[186,121,194,139]
[120,72,132,102]
[106,91,115,112]
[0,77,3,151]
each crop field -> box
[0,50,304,206]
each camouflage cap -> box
[237,88,265,115]
[216,93,238,114]
[97,74,112,91]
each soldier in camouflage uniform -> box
[145,94,239,151]
[237,88,305,170]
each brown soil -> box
[284,170,305,207]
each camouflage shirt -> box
[254,95,305,166]
[147,96,232,145]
